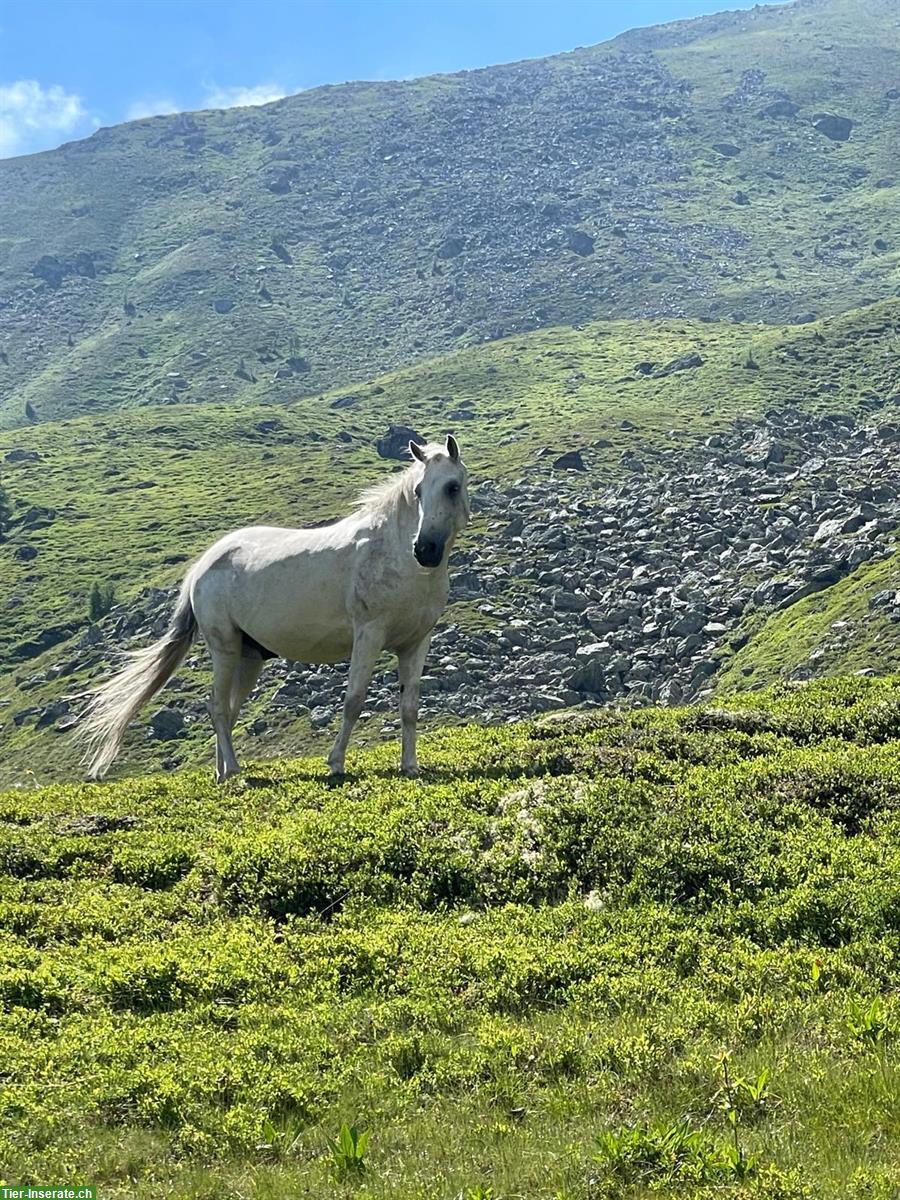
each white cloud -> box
[126,96,180,121]
[202,82,286,110]
[0,79,89,158]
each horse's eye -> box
[446,482,460,498]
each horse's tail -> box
[78,583,198,779]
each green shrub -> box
[2,674,900,1192]
[88,580,117,621]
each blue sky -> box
[0,0,770,158]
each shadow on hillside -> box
[237,763,531,789]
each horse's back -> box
[193,522,355,575]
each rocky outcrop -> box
[813,113,853,141]
[376,425,426,460]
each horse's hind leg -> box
[223,648,264,773]
[230,648,264,727]
[207,633,243,783]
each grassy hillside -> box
[1,0,899,428]
[2,298,899,786]
[3,675,900,1196]
[716,549,900,692]
[3,298,897,658]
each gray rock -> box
[567,660,607,693]
[813,517,844,542]
[553,450,586,471]
[670,610,705,636]
[376,424,426,460]
[566,228,595,257]
[654,352,703,377]
[813,113,853,141]
[552,591,588,613]
[35,700,71,730]
[150,707,185,740]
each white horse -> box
[79,435,470,782]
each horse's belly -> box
[268,625,354,663]
[247,605,354,664]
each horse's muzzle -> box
[414,537,445,568]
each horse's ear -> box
[446,434,460,461]
[409,440,427,463]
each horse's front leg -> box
[397,634,431,778]
[327,624,383,776]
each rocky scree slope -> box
[5,398,899,783]
[1,0,900,427]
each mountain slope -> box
[716,549,900,690]
[3,298,897,662]
[2,298,899,785]
[1,0,899,428]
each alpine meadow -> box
[2,0,900,1196]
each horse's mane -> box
[354,444,442,517]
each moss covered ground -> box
[2,675,900,1197]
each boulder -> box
[670,610,705,636]
[376,424,426,460]
[32,255,67,288]
[566,228,595,257]
[552,591,588,613]
[813,114,853,141]
[654,352,703,377]
[436,236,464,259]
[16,505,56,528]
[150,707,185,740]
[36,700,71,730]
[567,658,607,693]
[761,99,798,118]
[552,450,586,471]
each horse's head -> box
[409,435,470,568]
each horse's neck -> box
[357,485,418,538]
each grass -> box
[2,674,900,1196]
[716,550,900,694]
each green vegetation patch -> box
[717,551,900,693]
[2,675,900,1196]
